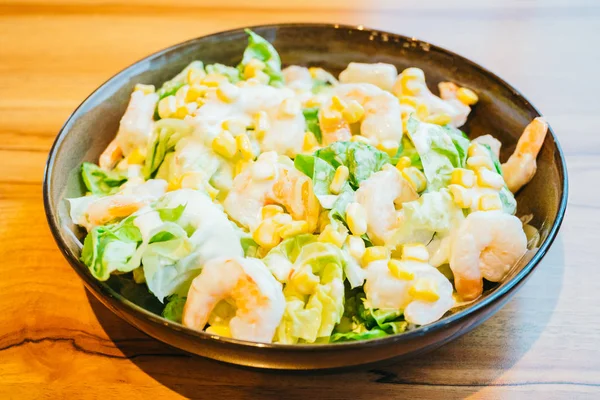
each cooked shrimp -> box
[502,117,548,193]
[319,83,404,147]
[84,179,167,229]
[223,151,320,232]
[450,211,527,301]
[182,257,285,343]
[355,167,418,246]
[392,68,470,128]
[282,66,313,92]
[99,139,123,170]
[339,62,398,91]
[364,259,454,325]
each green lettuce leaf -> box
[330,288,408,342]
[303,107,322,143]
[156,61,204,101]
[143,119,193,178]
[393,135,423,170]
[269,237,345,344]
[205,63,242,83]
[162,294,187,323]
[238,29,283,86]
[81,162,128,196]
[81,216,143,281]
[408,117,468,191]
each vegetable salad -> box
[68,30,548,343]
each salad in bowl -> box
[66,29,547,345]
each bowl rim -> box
[43,22,569,352]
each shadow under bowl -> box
[43,23,568,370]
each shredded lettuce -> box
[303,107,322,143]
[81,216,143,281]
[162,294,187,323]
[408,117,467,191]
[238,29,283,86]
[205,63,241,83]
[267,236,345,344]
[393,135,423,169]
[81,162,127,196]
[331,288,408,342]
[143,119,193,178]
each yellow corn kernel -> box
[305,96,322,108]
[345,202,367,236]
[202,73,227,87]
[203,181,219,200]
[126,148,145,165]
[172,105,190,119]
[401,167,427,192]
[467,143,487,158]
[216,82,239,103]
[330,165,350,194]
[377,141,400,157]
[303,131,319,152]
[134,83,155,94]
[205,325,231,337]
[331,95,347,112]
[212,131,237,159]
[320,108,343,127]
[451,168,476,188]
[448,184,473,208]
[236,133,253,160]
[272,213,293,226]
[476,168,505,189]
[187,67,206,85]
[221,118,246,136]
[416,103,429,120]
[425,113,452,126]
[388,259,415,281]
[279,98,301,117]
[342,100,365,124]
[350,135,371,144]
[399,68,425,96]
[409,278,440,302]
[347,235,366,261]
[402,243,429,262]
[396,156,412,171]
[291,267,320,294]
[318,225,347,248]
[253,219,282,249]
[167,176,182,191]
[457,87,479,106]
[157,95,177,119]
[478,193,502,211]
[186,84,207,103]
[261,205,284,220]
[467,155,495,171]
[308,67,320,78]
[243,59,266,79]
[251,161,276,181]
[399,96,419,108]
[234,159,253,176]
[362,246,390,265]
[253,111,270,139]
[278,221,309,239]
[180,171,205,190]
[317,210,330,233]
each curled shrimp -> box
[392,68,470,128]
[450,211,527,301]
[182,256,285,343]
[83,180,167,229]
[364,259,454,325]
[319,83,403,147]
[339,62,398,91]
[100,89,158,168]
[223,151,320,232]
[502,117,548,193]
[355,167,418,246]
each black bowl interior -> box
[44,23,567,369]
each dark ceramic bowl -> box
[43,23,568,370]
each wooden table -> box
[1,0,598,398]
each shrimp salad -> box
[67,30,547,344]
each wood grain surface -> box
[1,1,599,398]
